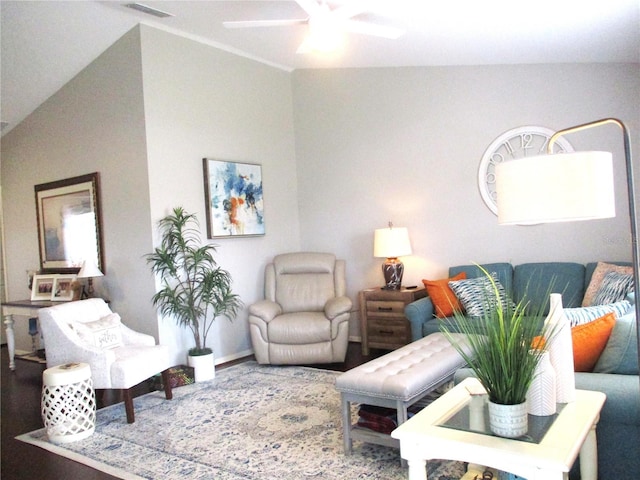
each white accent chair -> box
[249,252,352,364]
[38,298,173,423]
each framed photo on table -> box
[51,275,77,301]
[34,172,105,274]
[31,275,56,301]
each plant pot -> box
[188,351,215,382]
[488,400,528,438]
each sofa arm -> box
[405,296,435,341]
[574,372,640,426]
[248,299,282,323]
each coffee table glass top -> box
[439,395,564,444]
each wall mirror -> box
[35,172,105,274]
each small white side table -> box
[41,362,96,444]
[391,377,606,480]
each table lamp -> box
[77,260,104,299]
[495,118,639,389]
[374,223,412,290]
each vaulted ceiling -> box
[2,0,639,136]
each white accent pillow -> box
[71,313,124,349]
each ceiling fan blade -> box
[331,1,368,20]
[223,19,307,28]
[294,0,323,17]
[343,20,405,39]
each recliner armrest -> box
[325,296,352,319]
[249,299,282,322]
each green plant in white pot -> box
[440,266,558,438]
[146,207,242,382]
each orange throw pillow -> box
[422,272,467,318]
[571,312,616,372]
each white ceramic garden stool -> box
[41,362,96,444]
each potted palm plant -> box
[146,207,242,382]
[440,266,558,438]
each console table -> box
[391,377,606,480]
[2,299,57,370]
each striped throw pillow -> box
[563,300,631,327]
[593,271,634,305]
[449,273,514,318]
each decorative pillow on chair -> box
[71,313,124,349]
[592,271,634,305]
[422,272,467,318]
[571,312,616,372]
[582,262,633,306]
[448,273,513,318]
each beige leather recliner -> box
[249,252,352,364]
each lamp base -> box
[382,258,404,290]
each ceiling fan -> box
[223,0,404,54]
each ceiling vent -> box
[125,3,174,18]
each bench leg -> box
[341,395,353,455]
[396,400,409,467]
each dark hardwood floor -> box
[1,342,383,480]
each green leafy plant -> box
[146,207,243,356]
[440,266,559,405]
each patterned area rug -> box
[18,362,465,480]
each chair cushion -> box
[268,312,331,344]
[273,253,337,313]
[70,313,123,349]
[110,344,172,389]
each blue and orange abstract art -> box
[203,159,265,237]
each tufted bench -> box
[335,332,470,454]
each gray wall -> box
[292,64,640,337]
[2,28,151,349]
[2,24,639,356]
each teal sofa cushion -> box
[513,262,584,314]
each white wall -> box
[138,26,300,365]
[292,64,640,338]
[1,28,153,349]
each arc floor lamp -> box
[495,118,639,387]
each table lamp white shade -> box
[77,260,104,279]
[374,226,412,290]
[496,151,616,225]
[374,227,412,258]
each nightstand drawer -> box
[367,317,410,342]
[366,300,405,315]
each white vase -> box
[488,400,528,438]
[188,351,215,382]
[543,294,575,403]
[527,350,557,416]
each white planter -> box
[488,400,528,438]
[188,352,215,382]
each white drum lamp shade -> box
[496,151,615,225]
[374,225,412,290]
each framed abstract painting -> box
[203,159,265,238]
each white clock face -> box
[478,126,575,215]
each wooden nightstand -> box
[359,287,427,355]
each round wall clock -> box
[478,125,575,215]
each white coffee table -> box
[391,377,605,480]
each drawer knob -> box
[377,307,393,312]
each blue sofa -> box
[406,261,639,479]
